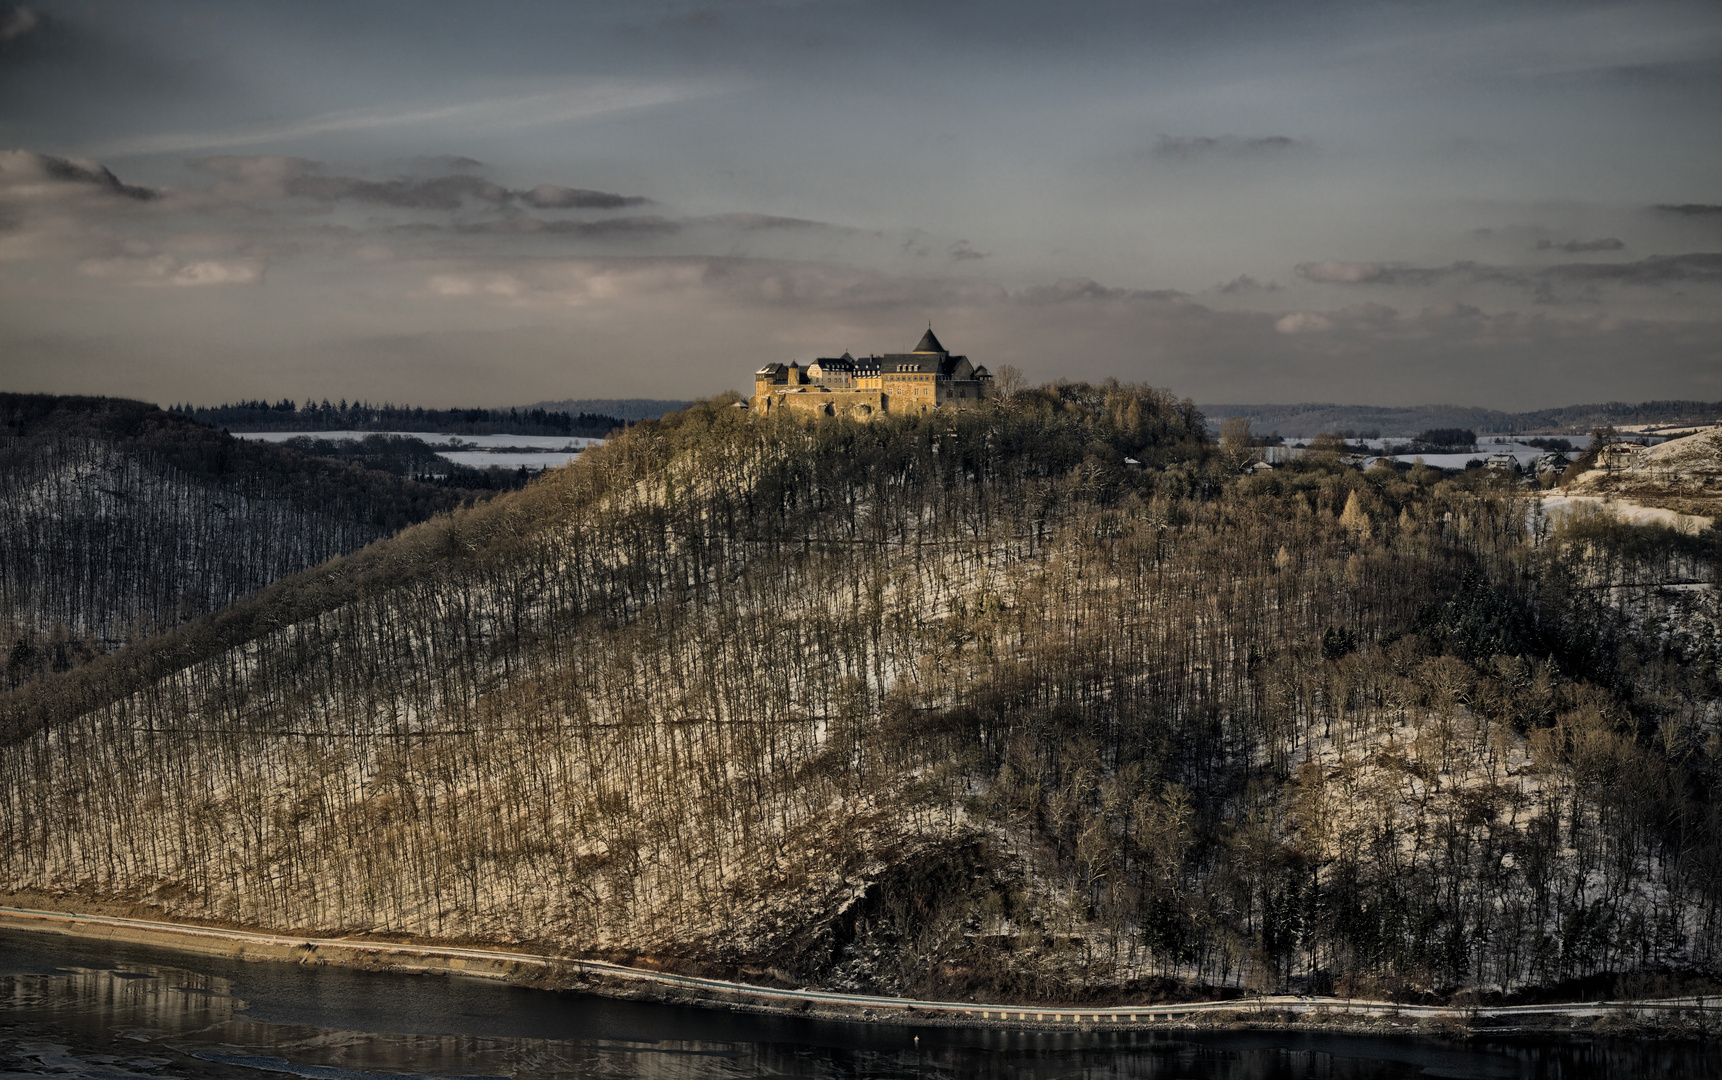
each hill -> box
[518,398,691,422]
[0,394,500,690]
[178,399,625,437]
[1203,400,1722,438]
[1,387,1717,1004]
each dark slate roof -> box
[880,353,971,376]
[913,327,948,354]
[812,356,855,371]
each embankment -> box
[3,903,1714,1038]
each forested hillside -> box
[178,398,623,437]
[1,386,1717,1005]
[0,395,492,689]
[1204,400,1722,438]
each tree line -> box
[176,399,624,437]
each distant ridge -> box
[520,398,690,422]
[1200,400,1722,437]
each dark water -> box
[0,929,1712,1079]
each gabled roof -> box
[913,327,948,354]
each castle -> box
[750,328,991,419]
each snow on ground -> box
[237,431,603,450]
[1537,493,1714,531]
[432,451,583,470]
[234,431,602,470]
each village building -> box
[750,328,991,419]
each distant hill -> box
[1202,400,1722,437]
[518,398,690,421]
[178,399,625,437]
[0,394,496,688]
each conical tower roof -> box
[913,326,948,354]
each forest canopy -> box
[1,382,1717,1006]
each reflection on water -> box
[1,929,1715,1079]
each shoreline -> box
[2,904,1714,1039]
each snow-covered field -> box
[235,430,602,470]
[1538,493,1715,531]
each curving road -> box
[2,906,1714,1030]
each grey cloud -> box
[279,170,649,212]
[1542,253,1722,285]
[1295,261,1442,286]
[1152,135,1300,160]
[459,215,680,237]
[693,213,842,232]
[949,240,987,261]
[1536,238,1624,253]
[1017,278,1186,305]
[5,150,159,201]
[522,184,650,209]
[1217,274,1282,294]
[1656,204,1722,216]
[1299,254,1722,290]
[0,5,39,45]
[287,173,511,209]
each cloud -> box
[522,184,650,209]
[229,163,651,214]
[1275,312,1332,334]
[1151,135,1301,161]
[1535,238,1624,253]
[91,80,726,157]
[286,173,511,210]
[0,150,157,201]
[1655,204,1722,216]
[949,240,987,261]
[0,5,39,45]
[1296,260,1423,285]
[1217,274,1282,294]
[78,254,263,287]
[459,215,680,237]
[1017,278,1186,305]
[1297,253,1722,290]
[700,212,847,232]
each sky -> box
[1,0,1719,410]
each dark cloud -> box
[1299,254,1722,290]
[418,155,486,173]
[1295,261,1443,285]
[521,184,650,209]
[1535,238,1624,253]
[704,213,839,231]
[1217,274,1282,294]
[460,215,679,237]
[286,173,511,209]
[0,5,39,46]
[1542,253,1722,285]
[276,169,649,212]
[8,150,158,201]
[1656,204,1722,216]
[949,240,987,261]
[1151,135,1300,160]
[1018,278,1186,305]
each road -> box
[2,906,1713,1030]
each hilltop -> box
[1,386,1717,1006]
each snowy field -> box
[235,431,602,471]
[1538,493,1714,532]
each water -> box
[0,929,1711,1079]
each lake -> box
[1,929,1712,1079]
